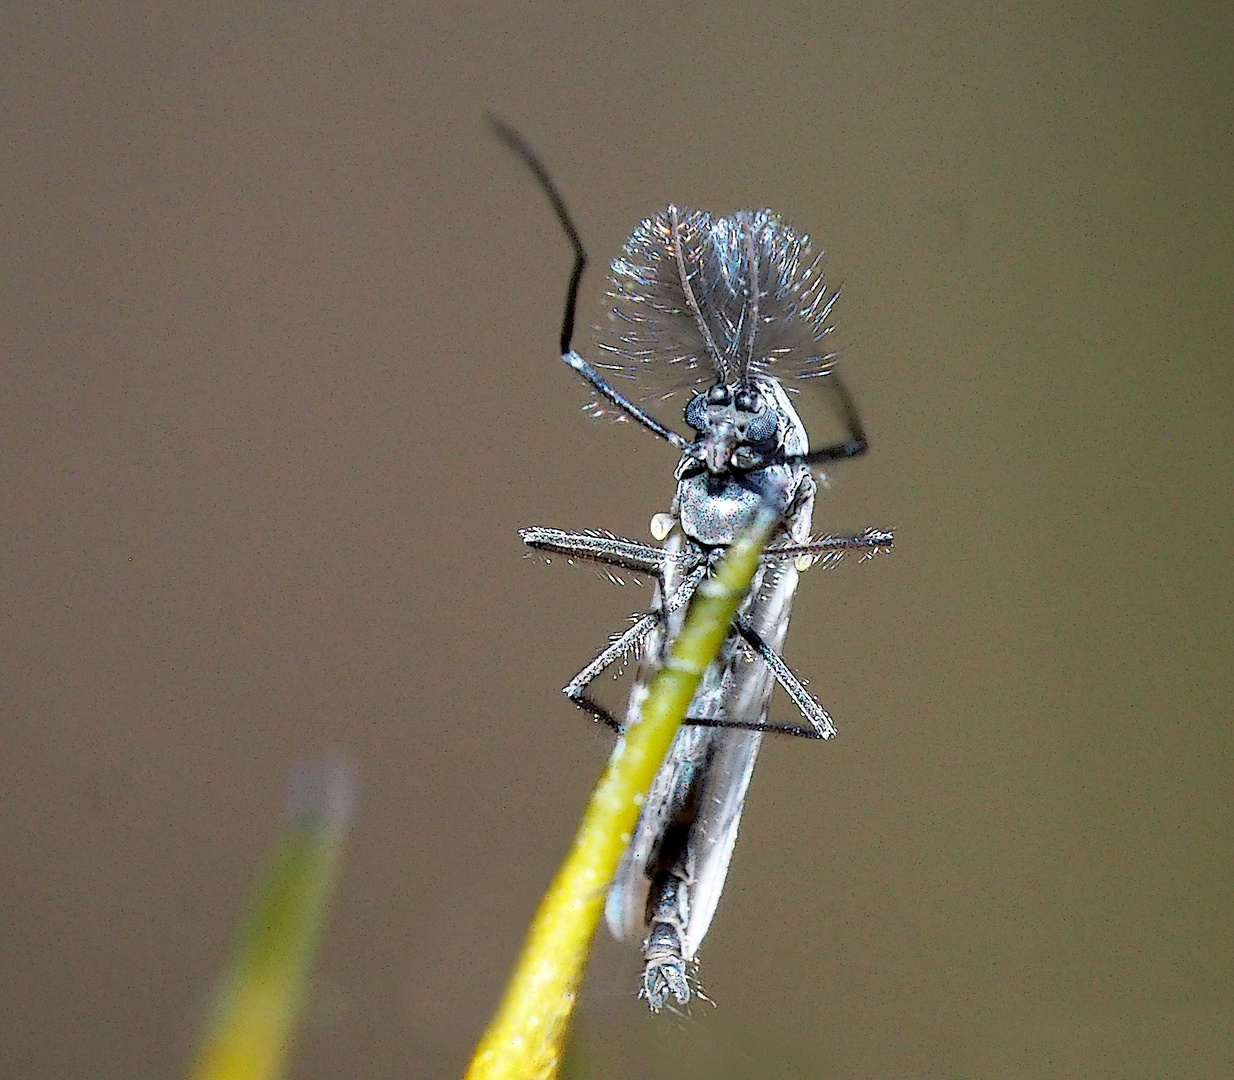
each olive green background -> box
[3,3,1230,1078]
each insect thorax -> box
[674,378,815,547]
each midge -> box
[491,119,892,1011]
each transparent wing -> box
[682,726,763,960]
[681,560,799,958]
[605,553,804,958]
[604,721,716,944]
[604,538,689,944]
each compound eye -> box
[743,408,778,444]
[734,388,757,413]
[706,383,732,406]
[684,393,709,431]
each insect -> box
[491,119,893,1010]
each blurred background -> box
[3,3,1231,1078]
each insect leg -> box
[570,692,626,733]
[680,711,830,739]
[487,115,586,355]
[764,527,895,566]
[561,566,707,730]
[733,617,837,738]
[563,611,661,731]
[783,371,870,466]
[563,351,688,449]
[558,572,831,739]
[489,117,689,451]
[521,527,682,576]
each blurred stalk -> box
[465,505,781,1080]
[188,755,357,1080]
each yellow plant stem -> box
[189,758,355,1080]
[465,505,780,1080]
